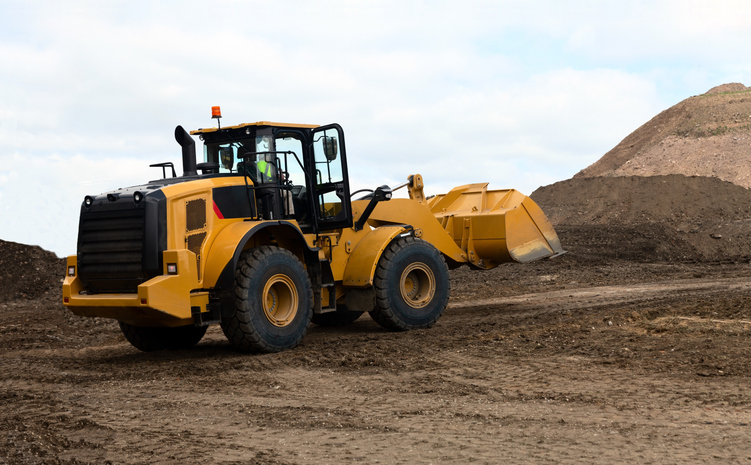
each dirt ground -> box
[3,235,751,464]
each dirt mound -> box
[705,83,749,95]
[0,240,65,301]
[575,83,751,188]
[531,175,751,261]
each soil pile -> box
[0,239,65,301]
[575,83,751,187]
[531,174,751,262]
[535,83,751,262]
[0,240,119,352]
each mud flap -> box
[345,287,376,313]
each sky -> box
[1,0,750,257]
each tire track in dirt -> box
[449,276,751,312]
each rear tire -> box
[119,322,207,352]
[369,237,450,331]
[311,305,363,327]
[221,246,313,353]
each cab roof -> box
[190,121,320,135]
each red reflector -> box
[63,297,69,303]
[141,299,147,305]
[211,106,222,118]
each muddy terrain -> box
[3,213,751,464]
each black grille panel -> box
[78,209,146,293]
[187,232,206,254]
[187,231,206,281]
[186,199,206,231]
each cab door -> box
[310,124,352,231]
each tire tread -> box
[369,237,450,331]
[221,246,313,353]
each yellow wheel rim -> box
[399,263,436,309]
[262,274,298,327]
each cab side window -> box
[275,135,309,224]
[311,126,351,228]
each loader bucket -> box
[362,181,564,270]
[427,183,564,267]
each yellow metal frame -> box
[63,250,207,327]
[357,198,468,263]
[342,225,410,287]
[202,221,263,287]
[191,121,320,135]
[202,219,314,289]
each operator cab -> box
[191,121,353,233]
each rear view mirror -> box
[219,147,234,170]
[323,136,338,161]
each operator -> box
[256,153,295,216]
[256,153,277,182]
[235,146,257,179]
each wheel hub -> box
[262,274,298,327]
[399,263,436,309]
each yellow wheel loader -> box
[62,108,564,353]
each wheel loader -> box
[62,108,564,353]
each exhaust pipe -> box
[174,125,197,176]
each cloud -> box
[0,151,151,257]
[343,67,662,196]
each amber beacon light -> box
[211,106,222,119]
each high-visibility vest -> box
[257,160,274,181]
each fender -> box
[204,220,318,291]
[342,225,412,288]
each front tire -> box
[369,237,450,331]
[221,246,313,353]
[119,322,207,352]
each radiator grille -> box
[78,209,145,293]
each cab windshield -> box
[203,134,305,185]
[204,136,263,180]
